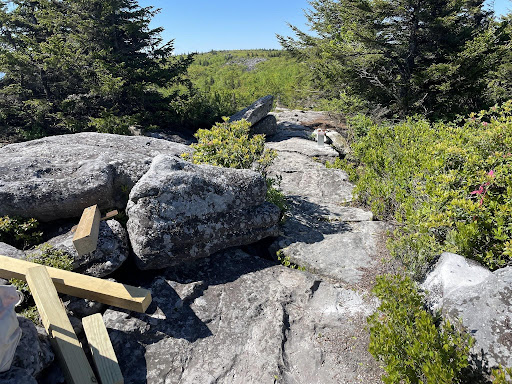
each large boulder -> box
[250,115,278,137]
[0,133,191,222]
[127,155,280,269]
[229,95,273,126]
[421,252,512,368]
[28,220,129,278]
[102,249,383,384]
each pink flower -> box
[488,170,495,177]
[470,185,485,195]
[482,122,488,126]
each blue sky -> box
[140,0,512,54]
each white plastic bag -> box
[0,285,22,373]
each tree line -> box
[0,0,194,139]
[278,0,512,120]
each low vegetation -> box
[368,275,472,384]
[183,118,286,216]
[0,216,42,249]
[342,102,512,277]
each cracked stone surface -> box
[268,110,388,285]
[0,133,192,221]
[103,249,383,384]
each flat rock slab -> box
[268,152,354,206]
[422,253,512,368]
[0,133,191,221]
[230,95,273,126]
[266,137,339,162]
[272,221,387,285]
[103,249,382,384]
[127,155,280,269]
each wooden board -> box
[0,255,151,313]
[83,314,124,384]
[26,266,97,384]
[73,205,101,256]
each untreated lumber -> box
[73,205,101,256]
[26,266,97,384]
[71,210,119,233]
[83,314,124,384]
[0,255,151,313]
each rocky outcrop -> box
[11,318,54,378]
[127,155,280,269]
[229,95,273,126]
[103,249,383,384]
[28,220,129,278]
[267,109,389,284]
[251,115,278,137]
[0,242,26,260]
[0,133,191,222]
[422,253,512,368]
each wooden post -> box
[83,314,124,384]
[26,266,97,384]
[73,205,101,256]
[0,255,151,313]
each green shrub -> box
[266,176,288,221]
[184,117,276,174]
[368,274,472,384]
[492,367,512,383]
[0,216,42,249]
[346,101,512,275]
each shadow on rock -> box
[278,195,352,246]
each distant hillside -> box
[187,49,313,115]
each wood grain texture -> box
[83,314,124,384]
[0,255,151,313]
[73,205,101,256]
[26,266,97,384]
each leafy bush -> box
[0,216,42,249]
[493,366,512,383]
[346,101,512,275]
[368,274,472,384]
[184,117,276,174]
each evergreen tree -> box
[0,0,194,139]
[278,0,499,118]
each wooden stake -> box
[73,205,101,256]
[26,266,97,384]
[83,314,124,384]
[71,210,119,233]
[0,255,151,313]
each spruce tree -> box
[0,0,193,139]
[278,0,498,118]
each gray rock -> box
[266,137,339,162]
[267,152,353,206]
[0,133,192,221]
[326,131,351,156]
[28,219,129,278]
[271,220,388,284]
[62,296,104,318]
[11,317,54,377]
[102,249,383,384]
[0,367,37,384]
[250,115,278,137]
[229,95,274,126]
[127,155,280,269]
[421,252,512,368]
[0,242,26,260]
